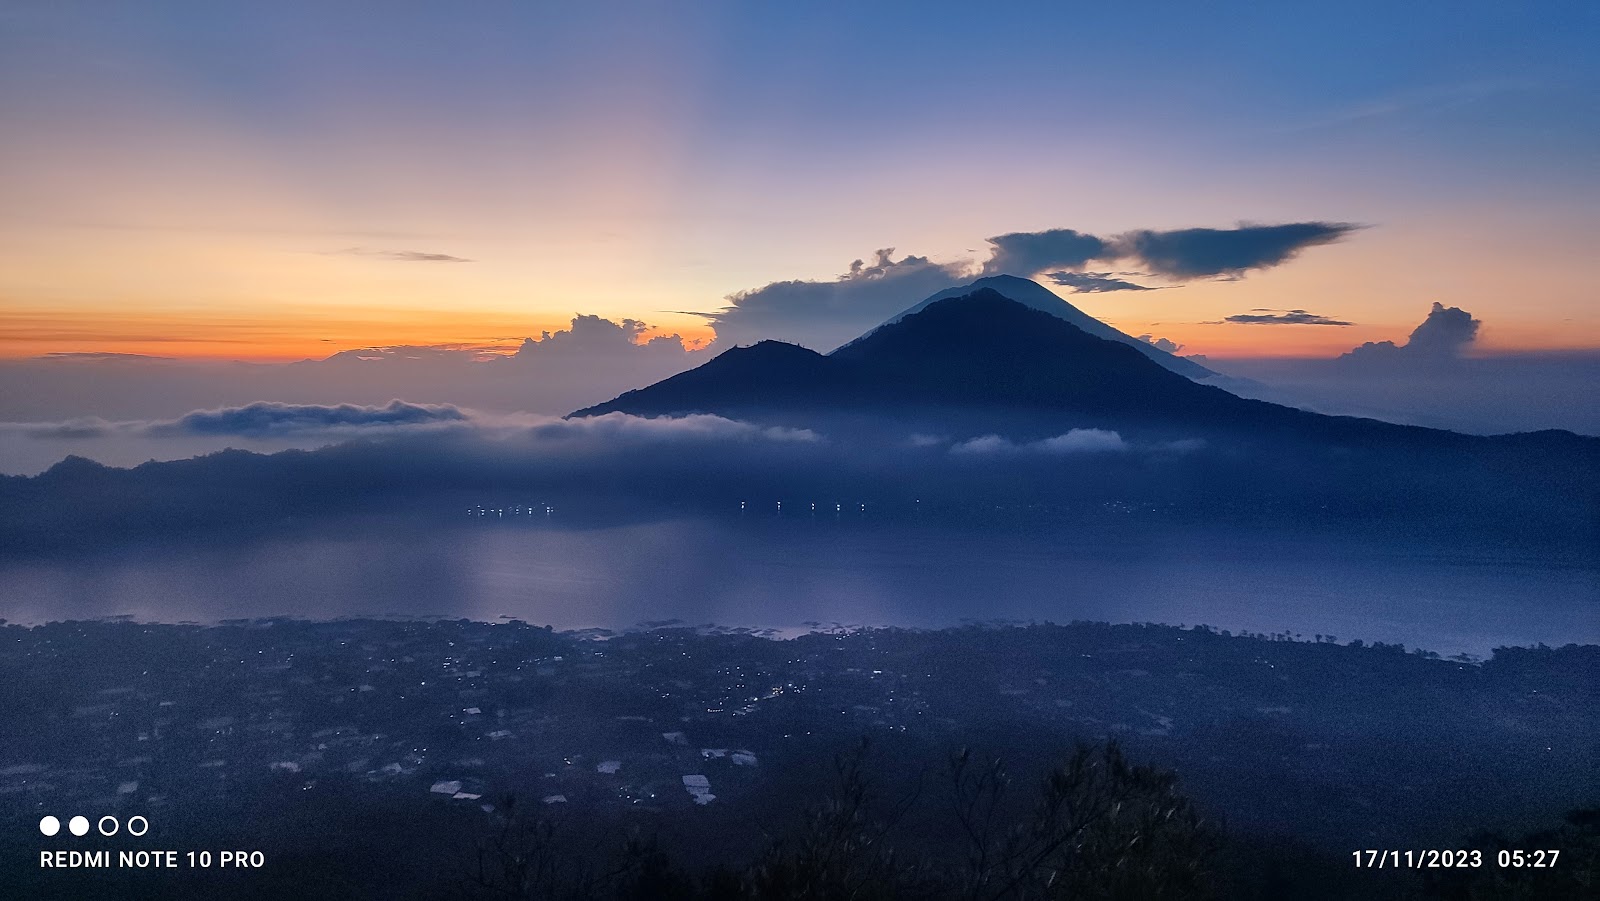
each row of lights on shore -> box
[467,505,553,517]
[468,500,924,517]
[741,500,921,513]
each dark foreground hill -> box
[2,618,1594,900]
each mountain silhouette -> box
[575,289,1391,438]
[571,284,1600,492]
[839,274,1215,380]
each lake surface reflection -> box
[2,516,1593,657]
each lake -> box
[1,515,1593,657]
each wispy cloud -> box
[1275,78,1538,134]
[326,247,475,263]
[1221,309,1353,326]
[1044,271,1162,293]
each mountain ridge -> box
[572,289,1600,473]
[577,289,1365,436]
[835,274,1215,380]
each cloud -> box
[38,352,177,362]
[1221,309,1353,326]
[1,418,118,440]
[980,223,1359,281]
[692,222,1355,350]
[1339,302,1481,366]
[319,345,507,364]
[526,412,818,446]
[514,315,701,360]
[146,400,469,437]
[1036,429,1128,453]
[949,434,1013,455]
[0,315,709,428]
[2,402,1586,561]
[327,247,474,263]
[951,429,1127,455]
[699,249,966,351]
[1109,223,1359,279]
[982,229,1109,277]
[1398,302,1481,358]
[1136,335,1184,354]
[1209,349,1600,435]
[0,411,850,549]
[315,317,702,367]
[1045,271,1158,293]
[0,405,817,474]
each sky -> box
[1,1,1597,363]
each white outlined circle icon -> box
[68,816,89,836]
[39,816,60,836]
[127,815,149,837]
[98,816,119,836]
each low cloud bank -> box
[0,405,819,474]
[0,403,1589,561]
[150,400,468,437]
[3,401,469,440]
[951,429,1129,455]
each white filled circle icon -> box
[68,816,89,837]
[39,816,60,836]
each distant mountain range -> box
[3,280,1590,557]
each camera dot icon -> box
[39,816,60,836]
[69,816,90,837]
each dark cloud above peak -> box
[981,229,1108,277]
[1044,271,1159,293]
[1110,222,1358,279]
[979,222,1359,281]
[1223,309,1354,326]
[327,247,474,263]
[691,221,1356,350]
